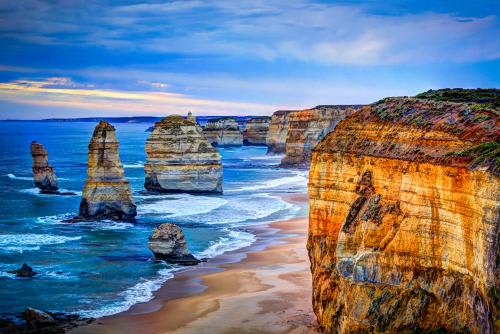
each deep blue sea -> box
[0,121,307,317]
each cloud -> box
[0,77,280,116]
[0,0,498,65]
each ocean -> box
[0,121,307,317]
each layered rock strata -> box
[148,223,201,265]
[267,110,294,154]
[78,121,136,220]
[30,141,58,194]
[281,105,361,167]
[308,92,499,333]
[242,117,270,146]
[203,117,243,147]
[144,114,223,193]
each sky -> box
[0,0,499,119]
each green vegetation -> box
[445,141,500,174]
[416,88,500,109]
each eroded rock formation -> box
[242,117,270,146]
[267,110,294,154]
[78,120,136,220]
[30,141,58,194]
[308,90,499,333]
[203,117,243,147]
[148,223,201,265]
[145,114,222,193]
[281,105,361,167]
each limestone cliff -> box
[281,105,361,167]
[267,110,294,154]
[203,117,243,147]
[242,117,270,146]
[308,90,499,333]
[79,120,136,220]
[145,114,222,193]
[30,141,58,194]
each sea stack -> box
[203,117,243,147]
[307,89,499,333]
[266,110,294,154]
[144,114,223,193]
[78,120,136,220]
[30,141,58,194]
[148,223,201,265]
[242,117,270,146]
[280,105,361,167]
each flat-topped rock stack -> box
[203,117,243,147]
[30,141,58,194]
[308,89,499,333]
[78,120,136,220]
[266,110,294,154]
[242,117,270,146]
[145,114,223,193]
[281,105,361,167]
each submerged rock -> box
[8,263,37,277]
[203,117,243,147]
[308,90,499,333]
[148,223,201,265]
[30,141,58,194]
[242,117,270,146]
[144,114,222,193]
[77,120,136,220]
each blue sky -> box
[0,0,498,119]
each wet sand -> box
[73,196,319,334]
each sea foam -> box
[0,233,82,253]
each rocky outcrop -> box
[267,110,294,154]
[144,114,223,193]
[242,117,270,146]
[8,263,37,277]
[30,141,58,194]
[308,90,499,333]
[187,112,196,123]
[203,117,243,147]
[148,223,201,265]
[281,105,361,167]
[78,121,136,220]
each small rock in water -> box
[148,223,201,265]
[8,263,37,278]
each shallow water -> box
[0,121,307,317]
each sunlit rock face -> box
[30,141,58,194]
[79,120,136,220]
[308,94,499,333]
[281,105,361,167]
[203,117,243,147]
[242,117,270,146]
[145,115,222,193]
[267,110,294,154]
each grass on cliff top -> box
[445,141,500,174]
[415,88,500,109]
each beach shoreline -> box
[71,192,320,333]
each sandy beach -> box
[72,194,320,334]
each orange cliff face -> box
[267,110,294,154]
[307,95,499,333]
[280,105,361,168]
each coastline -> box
[72,192,320,333]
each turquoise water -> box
[0,121,307,317]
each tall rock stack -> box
[307,89,499,333]
[242,117,270,146]
[145,114,223,193]
[186,112,196,124]
[30,141,58,194]
[266,110,294,154]
[78,120,136,220]
[280,105,361,167]
[203,117,243,147]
